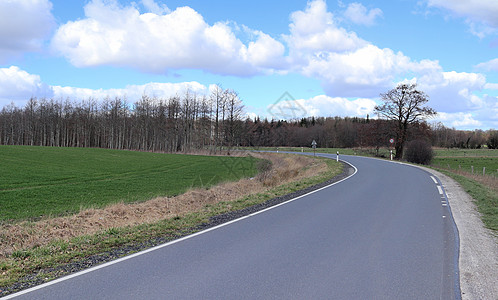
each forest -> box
[0,87,497,152]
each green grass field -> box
[433,148,498,176]
[434,148,498,157]
[0,146,259,222]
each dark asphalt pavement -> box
[5,154,460,299]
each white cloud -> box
[344,3,383,26]
[301,44,417,97]
[484,83,498,90]
[285,0,366,56]
[426,0,498,37]
[284,1,444,98]
[140,0,170,15]
[52,81,208,102]
[247,30,287,70]
[0,0,55,62]
[475,58,498,71]
[0,66,53,105]
[0,66,210,107]
[267,94,376,120]
[414,71,487,112]
[51,0,285,76]
[436,112,482,129]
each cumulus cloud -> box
[285,0,366,56]
[426,0,498,37]
[0,66,210,107]
[267,94,376,120]
[484,83,498,90]
[0,0,55,62]
[413,71,487,112]
[343,3,383,26]
[51,0,285,76]
[140,0,170,15]
[435,112,483,129]
[475,58,498,71]
[283,0,494,129]
[301,45,417,97]
[0,66,53,105]
[52,81,208,102]
[284,1,444,98]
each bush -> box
[487,131,498,149]
[404,139,434,165]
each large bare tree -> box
[375,83,436,159]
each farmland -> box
[0,146,258,222]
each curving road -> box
[5,154,460,299]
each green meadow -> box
[0,146,258,222]
[433,148,498,176]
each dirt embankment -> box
[0,153,326,258]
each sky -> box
[0,0,497,130]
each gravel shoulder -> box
[418,166,498,300]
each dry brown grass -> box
[0,153,325,258]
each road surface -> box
[5,154,460,299]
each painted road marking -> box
[437,186,444,195]
[430,176,438,184]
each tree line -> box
[0,89,496,152]
[0,86,244,152]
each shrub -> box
[487,131,498,149]
[404,139,434,165]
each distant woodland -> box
[0,87,497,152]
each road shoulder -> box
[418,166,498,300]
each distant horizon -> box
[1,0,497,130]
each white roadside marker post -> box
[336,151,339,162]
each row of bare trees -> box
[431,122,498,149]
[242,116,430,150]
[0,91,494,153]
[0,87,244,152]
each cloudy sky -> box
[0,0,497,130]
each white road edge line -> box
[437,186,444,195]
[430,176,438,184]
[2,159,358,300]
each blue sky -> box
[1,0,497,129]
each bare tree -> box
[375,83,436,159]
[225,89,244,149]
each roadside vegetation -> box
[0,147,342,292]
[431,148,498,231]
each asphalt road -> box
[5,154,460,299]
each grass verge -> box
[0,154,342,293]
[432,167,497,232]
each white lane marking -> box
[437,186,444,195]
[430,176,438,184]
[2,159,358,300]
